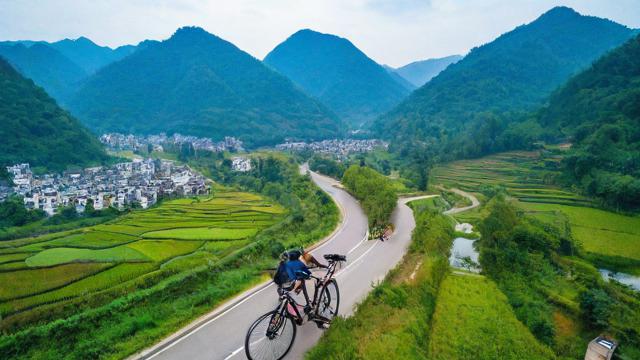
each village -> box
[100,133,244,153]
[275,138,388,159]
[1,159,209,216]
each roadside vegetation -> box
[0,154,338,359]
[342,165,398,234]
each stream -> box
[599,269,640,291]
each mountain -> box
[375,7,637,159]
[264,29,411,127]
[537,34,640,209]
[0,57,108,172]
[49,37,136,74]
[0,43,87,102]
[392,55,463,87]
[69,27,343,147]
[383,65,416,91]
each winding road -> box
[132,167,434,360]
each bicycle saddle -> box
[323,254,346,262]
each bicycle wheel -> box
[245,310,297,360]
[317,279,340,321]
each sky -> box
[1,0,639,67]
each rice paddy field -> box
[432,151,640,273]
[0,189,283,328]
[428,274,555,360]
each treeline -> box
[0,196,120,240]
[478,199,640,358]
[308,155,347,179]
[341,165,398,232]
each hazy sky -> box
[1,0,639,67]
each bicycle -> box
[244,253,346,360]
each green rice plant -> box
[0,263,111,301]
[19,231,138,251]
[1,263,157,316]
[518,202,640,261]
[24,246,149,267]
[428,274,555,360]
[141,227,258,240]
[0,253,32,264]
[127,240,203,262]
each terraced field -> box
[432,151,593,207]
[433,151,640,273]
[0,189,283,325]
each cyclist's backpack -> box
[273,261,290,285]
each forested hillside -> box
[375,7,636,160]
[0,58,108,172]
[70,27,342,147]
[0,43,87,103]
[537,34,640,210]
[264,29,411,126]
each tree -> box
[581,288,614,329]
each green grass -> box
[428,274,554,360]
[142,227,257,240]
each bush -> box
[580,288,614,329]
[342,165,398,230]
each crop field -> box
[428,274,554,360]
[432,151,593,207]
[0,189,283,326]
[432,151,640,272]
[518,202,640,263]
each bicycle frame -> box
[276,260,339,325]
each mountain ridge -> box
[374,6,637,159]
[69,26,343,147]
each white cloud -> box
[0,0,638,67]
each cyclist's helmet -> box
[280,249,303,262]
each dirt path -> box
[442,188,480,215]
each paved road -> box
[134,168,431,360]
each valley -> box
[1,3,640,360]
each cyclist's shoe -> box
[314,319,330,329]
[310,314,331,329]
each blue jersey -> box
[285,259,310,280]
